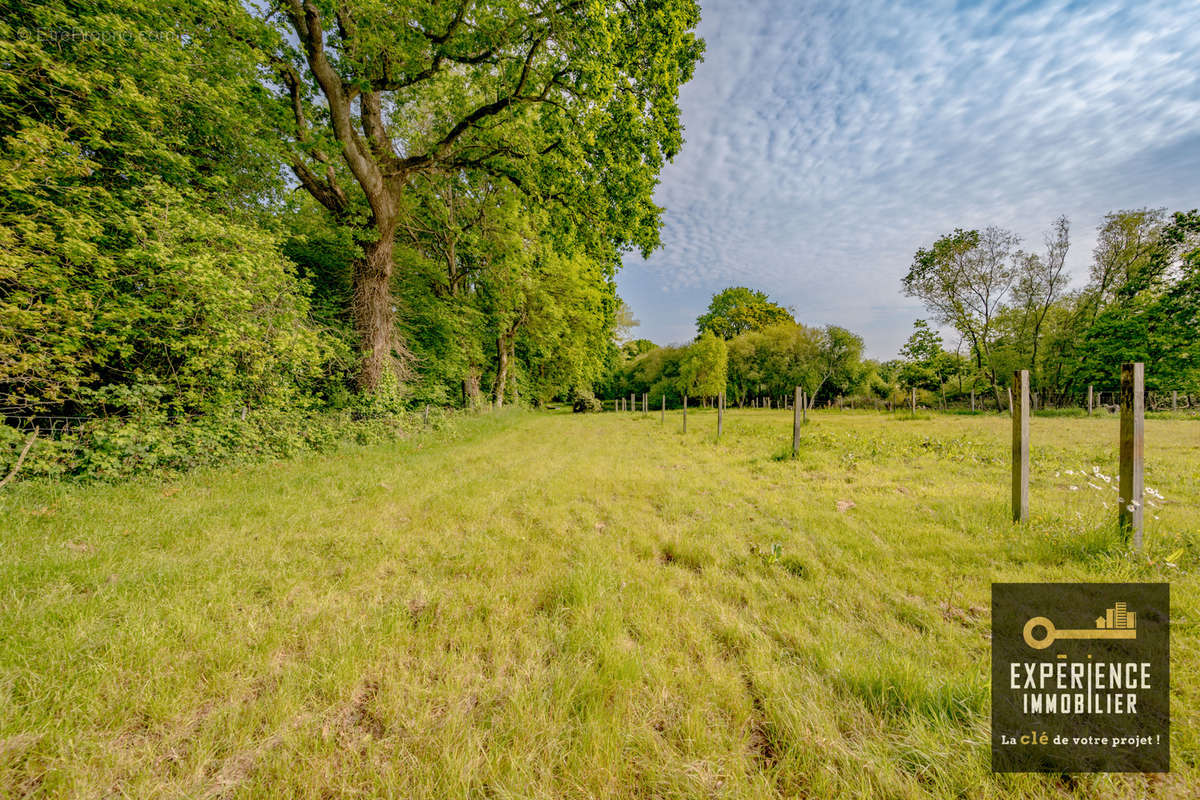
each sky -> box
[616,0,1200,358]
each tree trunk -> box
[352,228,398,392]
[464,367,481,409]
[493,334,510,409]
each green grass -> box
[2,409,1197,798]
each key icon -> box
[1022,603,1137,649]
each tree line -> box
[607,206,1200,413]
[604,287,871,409]
[1,0,704,430]
[901,210,1199,408]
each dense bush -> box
[1,170,343,417]
[0,403,456,483]
[571,390,603,413]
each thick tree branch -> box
[283,0,389,219]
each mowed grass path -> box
[2,409,1197,798]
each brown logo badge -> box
[992,583,1169,773]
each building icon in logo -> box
[1022,602,1137,649]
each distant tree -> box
[678,330,728,400]
[1086,209,1168,317]
[1079,210,1200,391]
[696,287,794,339]
[615,301,641,344]
[1012,216,1070,389]
[725,322,822,405]
[621,339,657,360]
[900,319,943,365]
[812,325,866,405]
[902,227,1019,409]
[898,320,943,390]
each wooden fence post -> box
[1088,384,1094,416]
[682,395,688,433]
[802,390,807,424]
[717,392,724,440]
[1007,386,1013,417]
[1012,370,1030,523]
[793,386,801,455]
[971,389,975,412]
[644,392,648,414]
[1119,363,1144,550]
[1172,390,1178,412]
[423,404,430,427]
[910,387,916,415]
[661,394,665,424]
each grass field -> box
[2,409,1197,798]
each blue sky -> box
[616,0,1200,358]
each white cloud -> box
[619,0,1200,357]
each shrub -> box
[571,389,603,413]
[0,405,429,483]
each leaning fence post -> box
[1012,369,1030,523]
[682,394,688,433]
[1119,363,1145,550]
[717,392,724,440]
[793,386,801,455]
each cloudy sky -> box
[616,0,1200,358]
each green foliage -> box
[727,322,820,403]
[2,0,704,479]
[621,339,658,360]
[1075,210,1200,391]
[570,389,603,413]
[897,320,958,391]
[723,322,867,406]
[605,331,730,404]
[0,181,335,417]
[0,404,432,482]
[696,286,795,339]
[0,0,341,428]
[905,210,1200,404]
[237,0,704,389]
[678,330,727,398]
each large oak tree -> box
[237,0,703,391]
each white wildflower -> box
[1070,485,1079,491]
